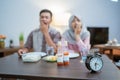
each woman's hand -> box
[74,25,81,35]
[74,24,82,41]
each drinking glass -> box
[80,48,88,63]
[46,46,54,55]
[80,56,87,63]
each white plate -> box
[69,53,79,58]
[24,52,47,57]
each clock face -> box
[89,57,103,71]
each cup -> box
[112,38,118,45]
[107,40,112,45]
[80,55,87,63]
[46,46,54,55]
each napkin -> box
[22,53,41,62]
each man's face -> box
[40,12,52,25]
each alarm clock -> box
[85,53,103,72]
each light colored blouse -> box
[66,36,90,56]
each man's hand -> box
[40,21,57,53]
[40,21,49,34]
[18,48,28,57]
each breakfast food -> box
[44,56,57,62]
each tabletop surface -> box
[0,53,120,80]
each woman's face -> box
[71,17,82,31]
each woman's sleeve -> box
[76,36,91,56]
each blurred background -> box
[0,0,120,47]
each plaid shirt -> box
[24,28,61,52]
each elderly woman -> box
[62,15,91,56]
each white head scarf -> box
[63,15,90,44]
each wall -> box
[0,0,120,47]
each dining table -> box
[0,53,120,80]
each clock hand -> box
[95,58,98,63]
[95,63,97,69]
